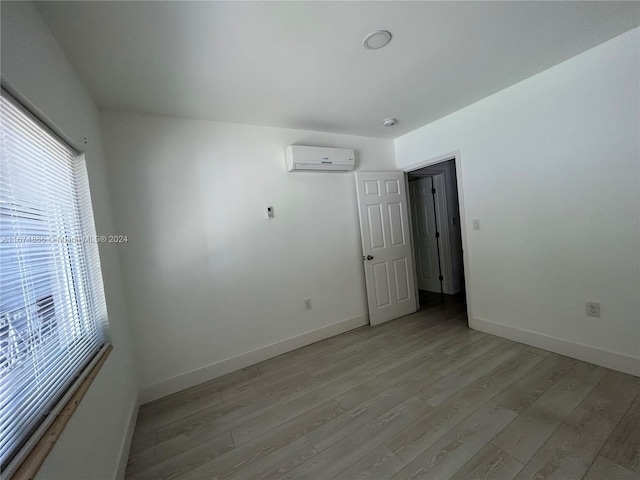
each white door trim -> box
[402,150,473,323]
[403,174,420,313]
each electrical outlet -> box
[586,301,600,318]
[304,299,312,311]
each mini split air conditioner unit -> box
[285,145,355,172]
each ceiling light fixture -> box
[383,118,397,127]
[363,30,392,50]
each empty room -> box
[1,1,639,479]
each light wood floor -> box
[126,294,640,479]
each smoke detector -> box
[383,118,397,127]
[363,30,392,50]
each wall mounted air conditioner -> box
[285,145,355,172]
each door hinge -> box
[439,275,444,281]
[435,232,440,238]
[431,188,436,194]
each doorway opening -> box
[406,158,466,312]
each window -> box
[0,91,108,472]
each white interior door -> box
[355,172,417,326]
[409,177,442,293]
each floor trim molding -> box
[140,314,369,403]
[470,316,639,377]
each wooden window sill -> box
[8,345,113,480]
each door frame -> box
[401,150,473,322]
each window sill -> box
[5,344,113,480]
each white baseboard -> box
[140,314,369,403]
[115,394,139,479]
[470,316,640,377]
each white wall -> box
[395,28,640,376]
[1,3,139,478]
[100,112,396,401]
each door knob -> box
[366,255,374,260]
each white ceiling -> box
[35,1,639,139]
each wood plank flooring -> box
[126,294,640,479]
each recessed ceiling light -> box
[383,118,397,127]
[363,30,392,50]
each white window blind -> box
[0,91,108,471]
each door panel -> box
[416,202,430,236]
[366,205,385,249]
[356,172,417,326]
[388,203,405,246]
[417,246,436,281]
[364,180,380,196]
[385,179,400,194]
[393,258,410,301]
[410,177,442,292]
[373,262,391,307]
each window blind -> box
[0,91,108,470]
